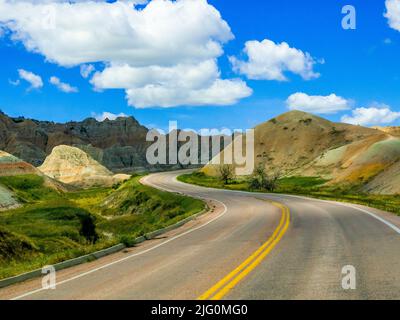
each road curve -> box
[1,170,400,300]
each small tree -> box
[249,163,266,190]
[249,164,281,192]
[218,164,234,184]
[263,169,281,192]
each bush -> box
[248,164,281,192]
[119,235,137,247]
[218,164,234,184]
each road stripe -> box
[198,201,290,300]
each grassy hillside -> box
[0,174,204,279]
[0,175,60,203]
[179,172,400,216]
[71,176,205,246]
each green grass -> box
[96,176,205,243]
[0,175,61,203]
[178,172,249,190]
[178,172,400,217]
[0,174,205,279]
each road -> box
[1,170,400,300]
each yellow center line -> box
[198,201,291,300]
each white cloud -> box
[341,105,400,126]
[126,78,251,108]
[385,0,400,32]
[8,79,20,86]
[286,92,351,114]
[0,0,250,107]
[80,64,95,78]
[91,60,251,108]
[18,69,43,89]
[92,111,128,122]
[0,0,233,66]
[49,76,78,93]
[229,39,321,81]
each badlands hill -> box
[203,110,400,195]
[0,150,67,210]
[0,111,149,172]
[0,150,39,177]
[38,145,130,188]
[373,126,400,137]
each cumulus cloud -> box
[18,69,43,89]
[92,111,128,122]
[385,0,400,32]
[0,0,251,107]
[0,0,232,66]
[80,64,95,78]
[126,78,251,108]
[229,39,321,81]
[91,60,251,108]
[341,105,400,126]
[49,76,78,93]
[286,92,351,114]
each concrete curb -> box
[0,205,208,289]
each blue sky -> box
[1,0,400,130]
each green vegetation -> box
[178,171,400,217]
[248,163,280,192]
[80,176,205,243]
[218,164,234,184]
[0,175,60,202]
[179,171,249,190]
[0,174,204,279]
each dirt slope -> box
[38,145,130,187]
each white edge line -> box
[174,173,400,236]
[275,193,400,235]
[11,173,228,300]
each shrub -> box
[119,235,137,247]
[248,164,281,192]
[218,164,234,184]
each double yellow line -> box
[197,200,290,300]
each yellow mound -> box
[38,145,130,187]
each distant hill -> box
[0,111,222,173]
[372,126,400,137]
[0,111,149,172]
[38,145,130,188]
[203,110,400,195]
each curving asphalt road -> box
[1,170,400,300]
